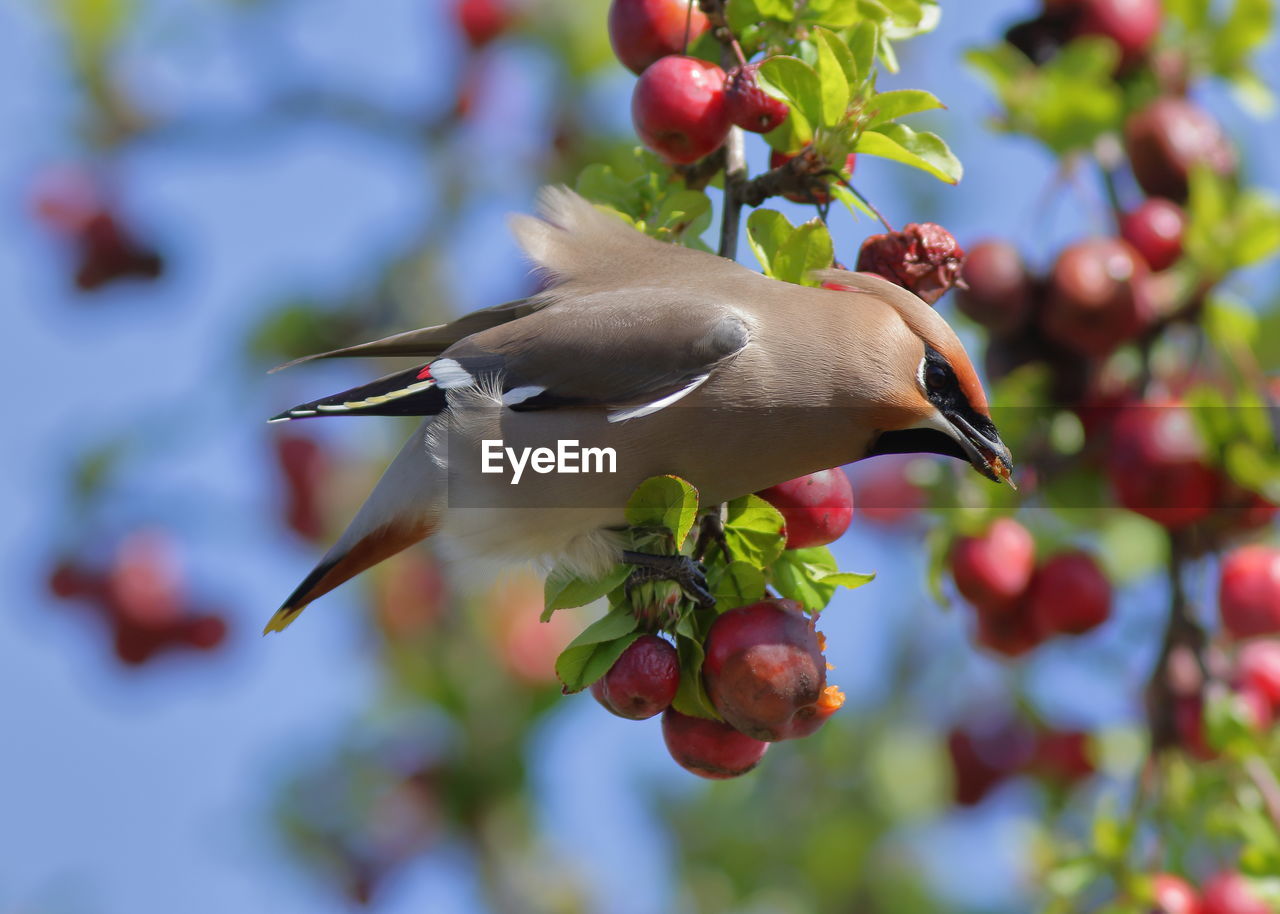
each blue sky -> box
[2,1,1276,912]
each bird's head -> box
[820,269,1015,487]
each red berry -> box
[107,531,184,629]
[955,240,1033,335]
[608,0,709,75]
[48,560,100,600]
[975,605,1046,658]
[276,432,330,542]
[591,634,679,720]
[1120,198,1186,271]
[755,469,854,550]
[950,518,1036,615]
[74,211,164,291]
[1026,731,1094,784]
[1219,546,1280,638]
[1201,872,1270,914]
[455,0,509,48]
[30,165,101,234]
[1028,551,1111,636]
[180,614,228,650]
[1151,873,1202,914]
[848,456,925,525]
[769,148,856,205]
[856,223,967,306]
[631,56,729,165]
[1173,694,1216,760]
[725,63,789,133]
[1043,238,1151,356]
[1108,400,1222,529]
[1125,97,1235,203]
[661,708,769,779]
[702,599,840,741]
[946,721,1035,805]
[1068,0,1162,66]
[1237,640,1280,710]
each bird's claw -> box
[621,551,715,610]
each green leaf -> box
[1211,0,1272,69]
[554,607,642,692]
[857,123,963,183]
[723,495,788,568]
[770,546,874,611]
[625,475,700,546]
[746,208,793,277]
[727,0,764,32]
[772,218,834,285]
[575,164,643,218]
[830,183,878,222]
[1233,190,1280,268]
[847,20,879,81]
[672,614,719,718]
[813,28,851,125]
[708,561,766,609]
[757,56,823,128]
[801,0,861,29]
[542,563,631,620]
[756,0,797,20]
[863,88,944,128]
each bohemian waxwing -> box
[264,187,1013,633]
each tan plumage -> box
[264,188,1012,633]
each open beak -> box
[945,412,1016,489]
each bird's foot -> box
[621,551,715,609]
[692,509,731,564]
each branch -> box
[1145,530,1208,754]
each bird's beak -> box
[943,411,1016,489]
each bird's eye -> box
[924,361,950,393]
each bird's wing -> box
[269,297,751,424]
[267,298,545,373]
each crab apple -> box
[703,599,840,741]
[631,56,729,165]
[1151,873,1202,914]
[1219,546,1280,638]
[608,0,708,75]
[1027,731,1095,785]
[975,605,1045,658]
[768,148,856,205]
[661,708,769,779]
[48,560,103,600]
[178,614,228,650]
[946,721,1035,806]
[1043,238,1150,356]
[590,634,679,720]
[724,63,788,133]
[1120,198,1186,271]
[455,0,509,48]
[1237,640,1280,711]
[74,211,164,291]
[949,518,1036,615]
[755,469,854,549]
[1066,0,1162,66]
[849,456,926,525]
[856,222,966,306]
[275,432,329,542]
[107,531,184,629]
[1028,551,1111,636]
[955,240,1033,335]
[1201,872,1271,914]
[1108,400,1222,529]
[1125,98,1236,202]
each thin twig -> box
[720,127,746,258]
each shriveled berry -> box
[856,223,966,305]
[703,599,835,741]
[725,63,788,133]
[591,634,679,720]
[662,708,768,779]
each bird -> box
[263,187,1013,634]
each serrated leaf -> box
[770,546,874,611]
[813,28,851,125]
[542,563,631,620]
[709,562,766,609]
[554,607,641,692]
[864,88,944,128]
[723,495,787,568]
[857,123,962,183]
[758,56,823,128]
[773,218,834,285]
[625,475,699,546]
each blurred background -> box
[2,0,1277,912]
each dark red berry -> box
[950,518,1036,616]
[955,240,1033,335]
[608,0,709,75]
[591,634,679,720]
[1125,97,1235,203]
[725,63,789,133]
[856,223,966,305]
[661,708,769,779]
[1027,551,1111,636]
[1120,198,1185,271]
[756,469,854,550]
[1043,238,1150,356]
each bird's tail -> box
[264,422,444,634]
